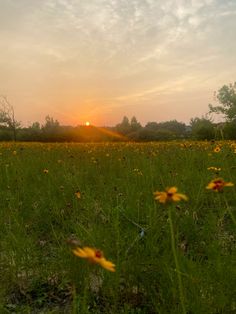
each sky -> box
[0,0,236,127]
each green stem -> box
[224,197,236,226]
[168,207,186,314]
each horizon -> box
[19,115,225,129]
[0,0,235,126]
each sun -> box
[85,121,90,126]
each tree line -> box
[0,82,236,142]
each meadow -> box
[0,141,236,313]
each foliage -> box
[0,96,21,140]
[190,117,215,140]
[222,121,236,140]
[209,82,236,121]
[146,120,186,136]
[130,116,142,132]
[115,116,131,135]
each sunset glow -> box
[0,1,235,126]
[85,122,90,126]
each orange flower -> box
[206,178,234,192]
[154,187,188,204]
[75,191,81,199]
[73,247,115,272]
[213,146,221,153]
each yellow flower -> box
[43,169,49,174]
[73,246,115,272]
[12,150,17,155]
[206,178,234,192]
[213,146,221,153]
[154,187,188,204]
[207,167,221,172]
[75,191,81,199]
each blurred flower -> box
[133,168,143,176]
[73,246,115,272]
[75,191,81,199]
[207,167,221,172]
[154,187,188,204]
[206,178,234,192]
[12,151,17,155]
[43,169,49,174]
[214,146,221,153]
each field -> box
[0,141,236,313]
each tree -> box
[0,96,20,141]
[41,115,60,141]
[156,120,186,137]
[42,115,60,131]
[145,120,186,138]
[115,116,131,135]
[26,121,42,141]
[222,121,236,140]
[209,82,236,121]
[30,121,41,130]
[190,117,214,140]
[145,122,159,131]
[130,116,142,132]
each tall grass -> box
[0,141,236,313]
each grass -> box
[0,141,236,313]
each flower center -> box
[95,250,102,258]
[213,180,224,190]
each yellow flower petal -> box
[99,258,116,272]
[177,193,188,201]
[72,246,115,272]
[167,187,178,194]
[154,187,188,203]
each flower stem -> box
[168,207,186,314]
[224,197,236,226]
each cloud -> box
[0,0,236,125]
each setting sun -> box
[85,121,90,126]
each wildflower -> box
[73,246,115,272]
[207,167,221,172]
[75,191,81,199]
[13,150,17,155]
[133,168,143,176]
[214,146,221,153]
[43,169,49,174]
[206,178,234,192]
[154,186,188,204]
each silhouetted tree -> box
[130,116,142,132]
[222,121,236,139]
[145,120,186,139]
[41,115,60,141]
[30,122,41,130]
[0,96,20,141]
[145,122,159,131]
[42,115,60,131]
[209,82,236,121]
[115,116,131,134]
[190,117,214,140]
